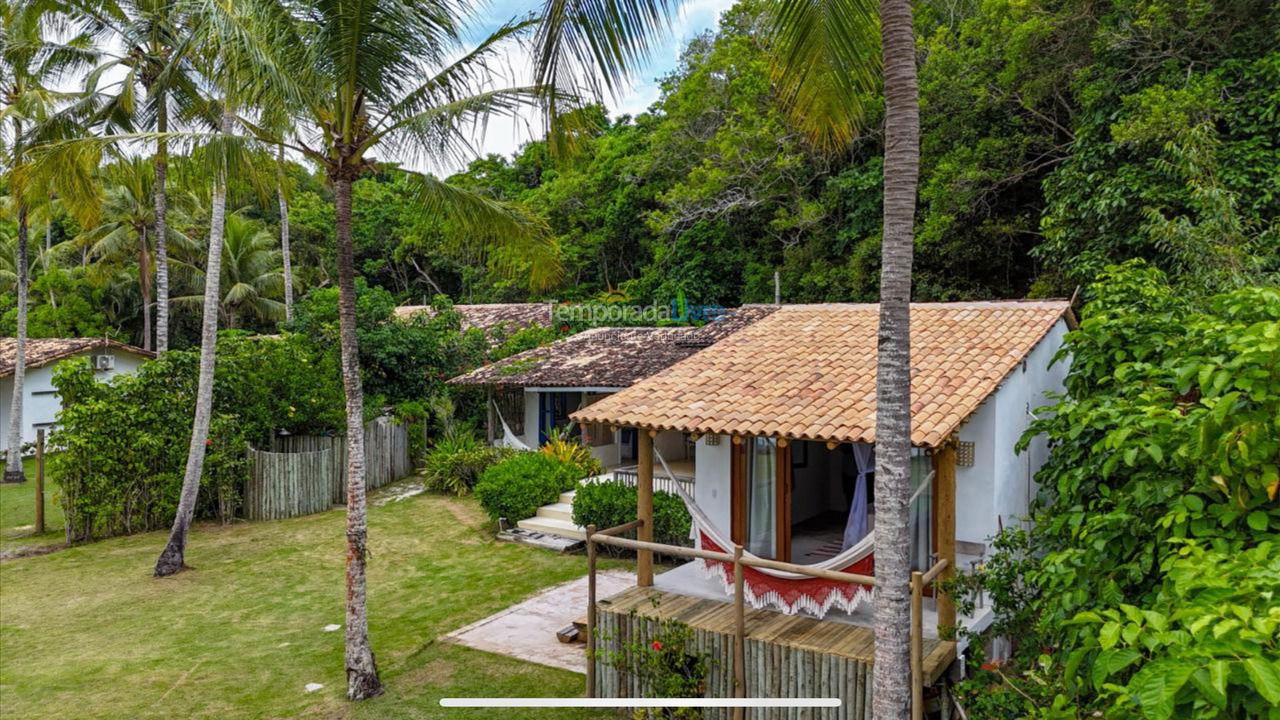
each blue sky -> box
[438,0,738,173]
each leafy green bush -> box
[571,480,692,548]
[50,333,345,541]
[1065,541,1280,720]
[952,264,1280,718]
[474,452,585,524]
[421,428,502,495]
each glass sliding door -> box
[746,436,778,558]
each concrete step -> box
[517,516,586,541]
[537,502,575,522]
[496,527,583,553]
[558,490,577,505]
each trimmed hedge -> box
[474,452,585,524]
[571,480,692,548]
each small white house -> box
[571,300,1073,606]
[0,338,153,454]
[448,306,779,470]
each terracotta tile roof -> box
[569,301,1070,448]
[449,305,779,389]
[0,338,154,378]
[393,303,555,335]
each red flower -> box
[651,641,663,651]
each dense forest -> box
[4,0,1276,350]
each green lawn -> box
[0,484,618,719]
[0,456,65,551]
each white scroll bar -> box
[440,698,842,708]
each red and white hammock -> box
[654,450,876,619]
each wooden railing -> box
[610,467,695,496]
[584,519,948,720]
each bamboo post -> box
[911,571,924,720]
[934,441,958,630]
[733,544,746,720]
[34,429,45,534]
[636,429,654,587]
[586,524,598,698]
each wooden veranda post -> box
[586,524,597,698]
[636,429,654,586]
[911,570,925,720]
[732,544,746,720]
[934,439,958,629]
[485,388,495,443]
[34,428,45,534]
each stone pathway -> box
[444,569,634,673]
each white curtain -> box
[909,452,933,570]
[747,437,776,558]
[841,443,874,550]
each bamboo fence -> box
[244,417,411,521]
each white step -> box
[559,490,577,505]
[537,502,575,522]
[517,516,586,541]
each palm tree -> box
[770,0,921,714]
[1,1,97,483]
[153,103,235,578]
[275,143,294,323]
[173,211,284,329]
[75,0,202,354]
[79,157,188,349]
[240,0,684,694]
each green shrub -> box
[474,452,584,523]
[421,428,502,495]
[571,480,692,548]
[49,332,346,541]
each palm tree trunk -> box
[44,219,56,309]
[871,0,920,715]
[334,173,382,700]
[278,144,294,324]
[154,108,233,576]
[140,226,152,351]
[154,94,171,354]
[4,205,29,484]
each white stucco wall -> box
[522,390,541,448]
[0,349,148,454]
[590,434,621,468]
[953,318,1071,548]
[695,435,733,535]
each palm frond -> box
[769,0,881,151]
[404,172,562,292]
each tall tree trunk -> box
[45,219,56,310]
[334,173,382,700]
[154,108,233,576]
[4,206,29,484]
[154,94,171,353]
[278,144,294,324]
[871,0,920,716]
[140,226,152,351]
